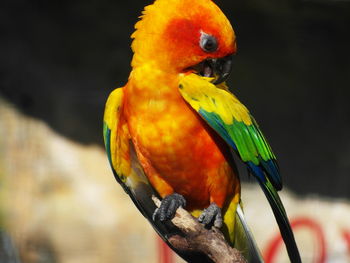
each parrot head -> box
[131,0,237,84]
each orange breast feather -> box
[124,69,239,211]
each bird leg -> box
[198,203,223,228]
[153,193,186,222]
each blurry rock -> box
[0,97,158,263]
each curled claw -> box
[198,202,222,228]
[153,193,186,222]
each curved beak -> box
[191,55,233,84]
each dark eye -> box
[200,32,218,53]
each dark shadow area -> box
[0,231,21,263]
[1,0,350,197]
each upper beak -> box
[191,55,233,84]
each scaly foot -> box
[153,193,186,222]
[198,203,222,228]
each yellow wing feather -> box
[179,74,252,125]
[103,88,132,180]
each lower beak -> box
[209,55,233,84]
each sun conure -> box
[103,0,301,262]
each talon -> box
[153,193,186,222]
[198,202,222,228]
[152,208,159,221]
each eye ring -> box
[199,32,218,53]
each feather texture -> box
[179,73,301,263]
[179,74,281,190]
[234,204,264,262]
[104,87,216,262]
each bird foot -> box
[198,203,222,228]
[153,193,186,222]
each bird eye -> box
[200,32,218,53]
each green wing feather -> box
[179,74,281,190]
[179,74,301,263]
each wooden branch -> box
[152,196,247,263]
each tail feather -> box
[257,178,302,263]
[234,204,264,263]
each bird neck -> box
[126,63,183,102]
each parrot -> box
[103,0,301,262]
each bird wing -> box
[179,73,281,190]
[178,73,301,263]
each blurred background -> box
[1,0,350,262]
